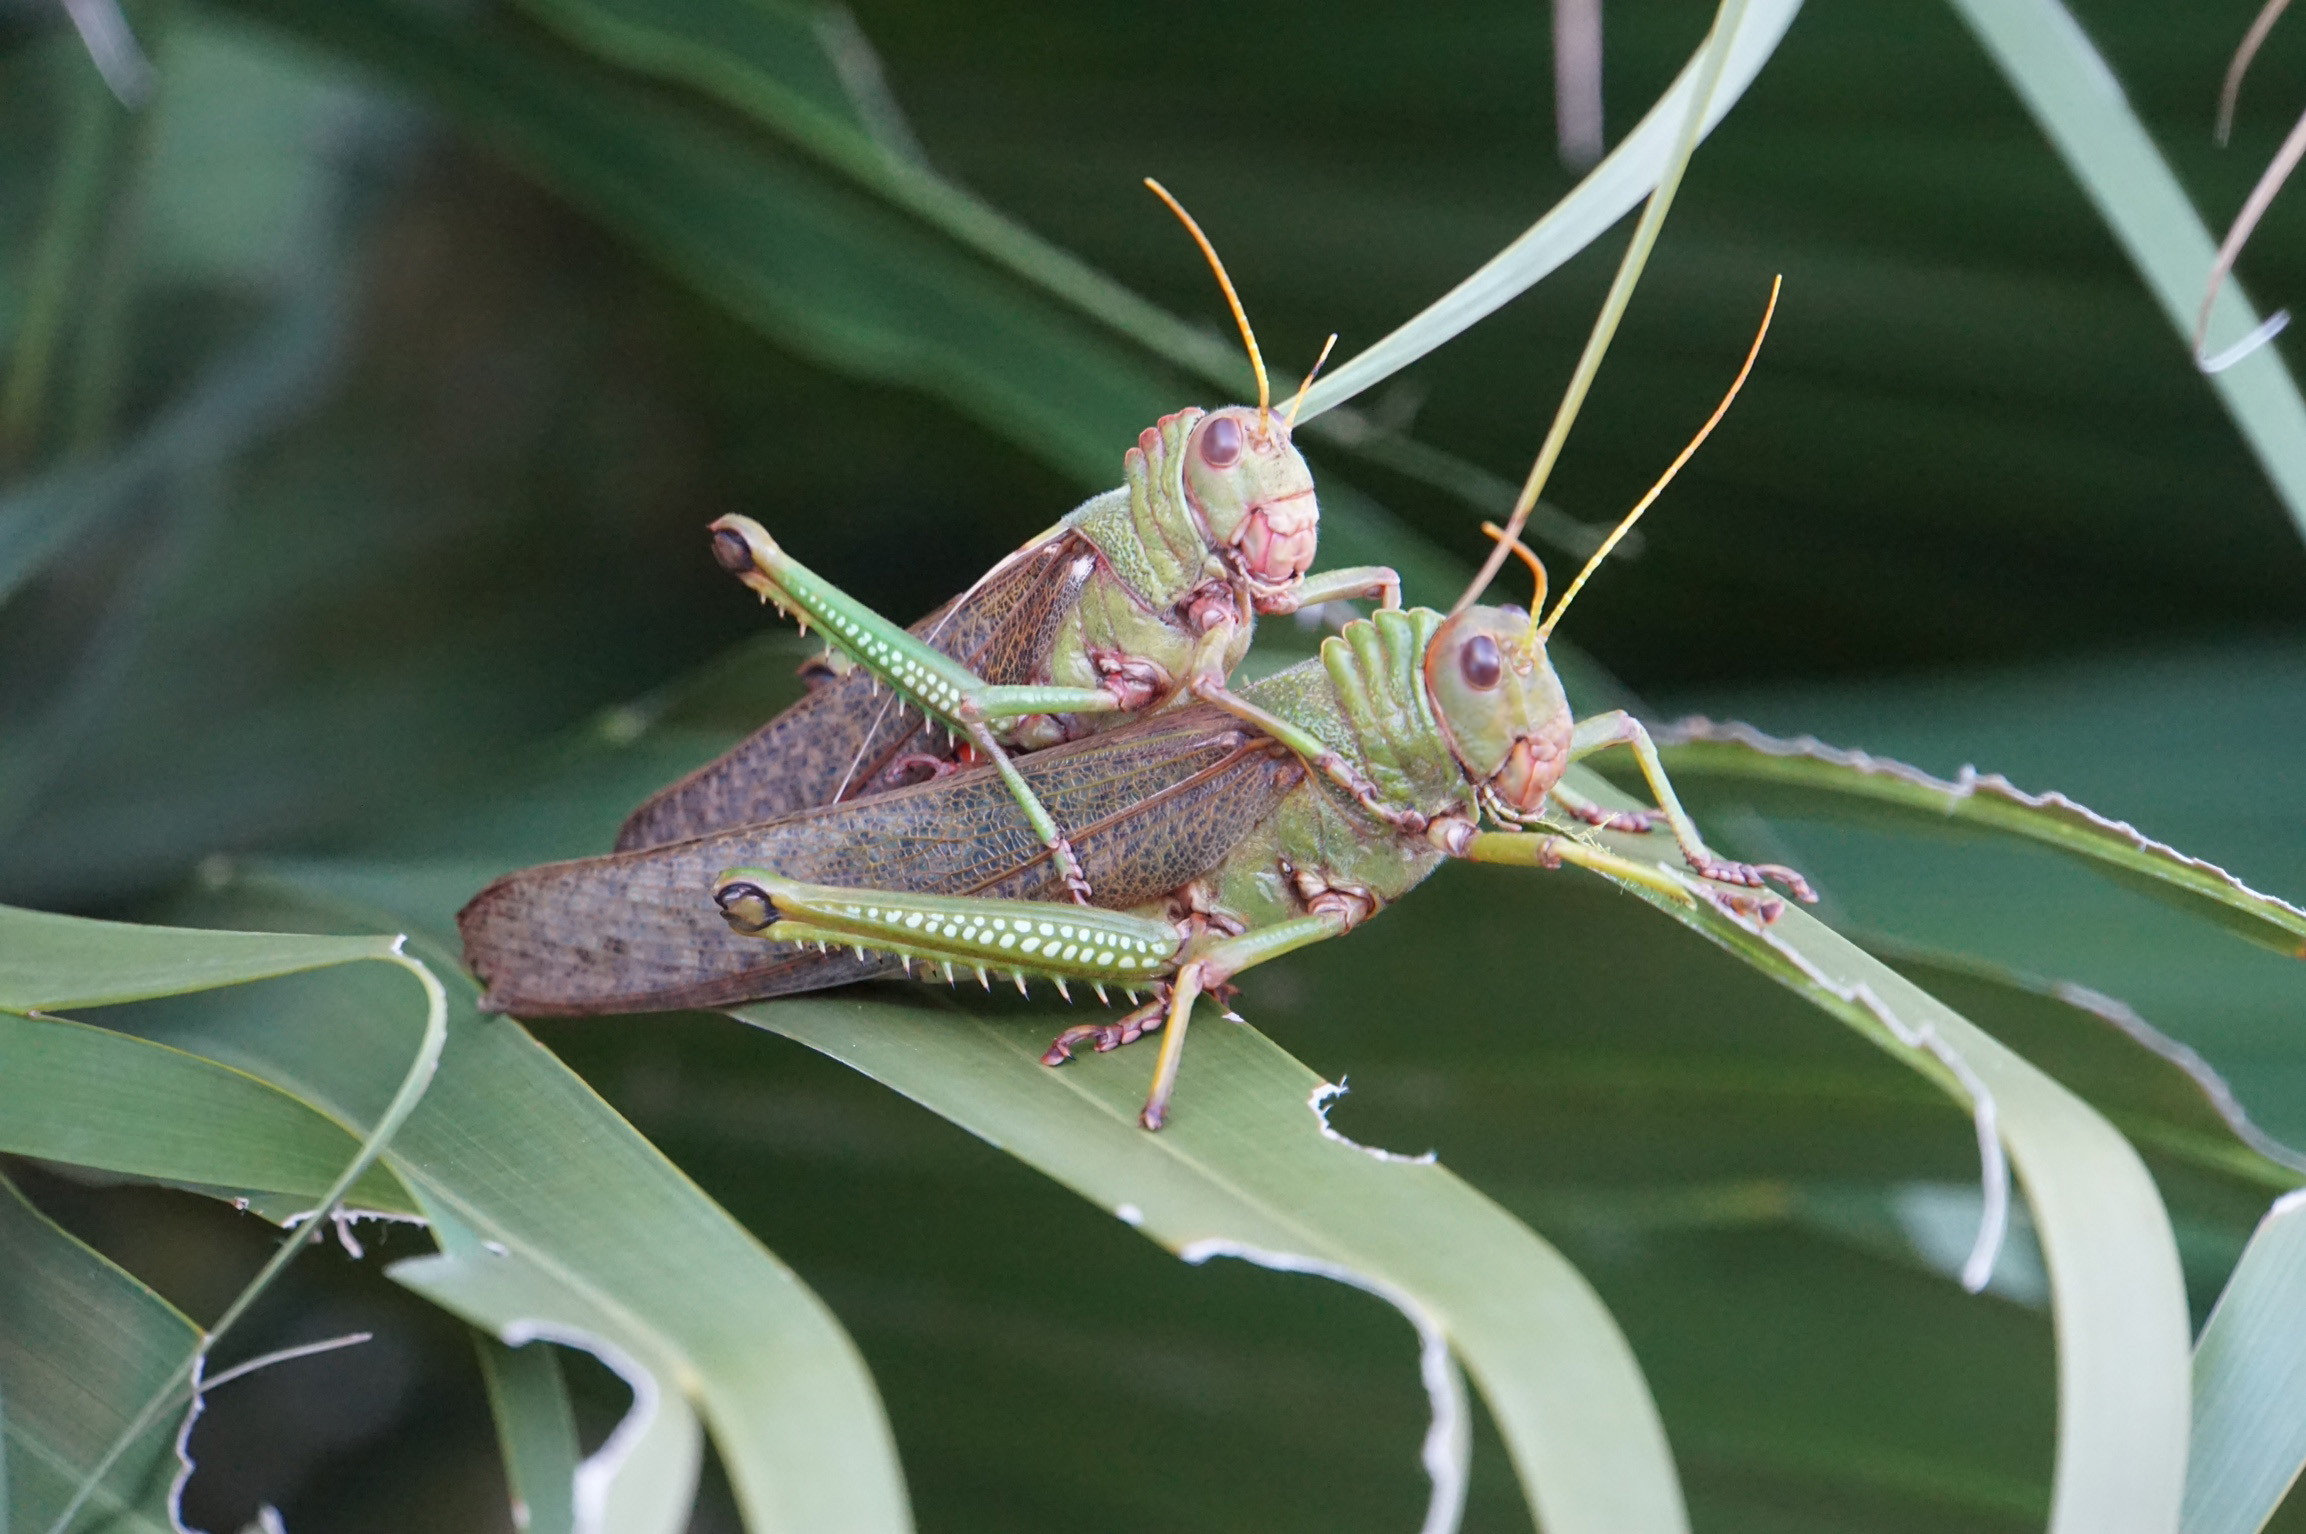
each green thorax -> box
[1065,409,1215,609]
[1193,606,1465,925]
[1242,606,1471,820]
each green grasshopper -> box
[458,287,1810,1129]
[617,181,1398,903]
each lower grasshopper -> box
[459,286,1810,1128]
[618,182,1398,902]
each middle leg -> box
[1567,710,1815,902]
[713,514,1142,900]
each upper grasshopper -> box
[459,283,1812,1130]
[618,182,1398,902]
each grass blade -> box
[161,866,914,1534]
[0,1012,418,1214]
[1650,718,2306,955]
[3,909,448,1534]
[475,1334,581,1534]
[1946,0,2306,542]
[402,1207,702,1534]
[739,991,1687,1534]
[1296,0,1803,423]
[1559,760,2193,1534]
[505,0,1239,391]
[1458,0,1756,610]
[469,0,1752,559]
[2185,1191,2306,1534]
[0,1171,195,1534]
[1874,942,2306,1193]
[0,895,843,1533]
[0,905,404,1007]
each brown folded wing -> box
[461,705,1301,1016]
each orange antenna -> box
[1538,274,1781,643]
[1284,334,1338,433]
[1145,177,1271,429]
[1480,520,1549,617]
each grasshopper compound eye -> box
[1198,414,1243,470]
[1459,633,1503,690]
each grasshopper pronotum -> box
[459,282,1811,1129]
[616,182,1399,902]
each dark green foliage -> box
[5,0,2306,1529]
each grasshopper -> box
[617,182,1398,903]
[459,285,1811,1128]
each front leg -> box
[1548,781,1661,834]
[1567,711,1816,903]
[1431,816,1791,924]
[1254,564,1403,616]
[713,515,1137,901]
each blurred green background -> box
[6,0,2305,1528]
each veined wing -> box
[463,705,1302,1016]
[615,528,1099,849]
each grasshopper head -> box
[1182,406,1319,598]
[1423,606,1573,815]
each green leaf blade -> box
[1560,763,2194,1534]
[475,1333,581,1534]
[1947,0,2306,544]
[741,991,1687,1534]
[0,905,400,1013]
[0,1012,418,1214]
[161,869,915,1534]
[0,1173,195,1534]
[1296,0,1804,423]
[1652,720,2306,956]
[2185,1191,2306,1534]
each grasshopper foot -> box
[1564,802,1661,834]
[1039,997,1166,1065]
[1690,855,1816,905]
[1051,836,1095,905]
[1714,888,1788,924]
[883,752,960,789]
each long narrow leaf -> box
[403,1207,701,1534]
[475,1333,581,1534]
[1297,0,1803,422]
[0,907,448,1534]
[2185,1190,2306,1534]
[0,1171,194,1534]
[210,0,1462,600]
[1874,942,2306,1193]
[487,0,1796,525]
[0,1012,418,1214]
[1556,760,2192,1534]
[1650,718,2306,956]
[151,868,913,1534]
[0,905,403,1007]
[1946,0,2306,542]
[739,989,1686,1534]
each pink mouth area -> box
[1493,734,1565,815]
[1238,505,1317,583]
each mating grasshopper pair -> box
[459,194,1810,1130]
